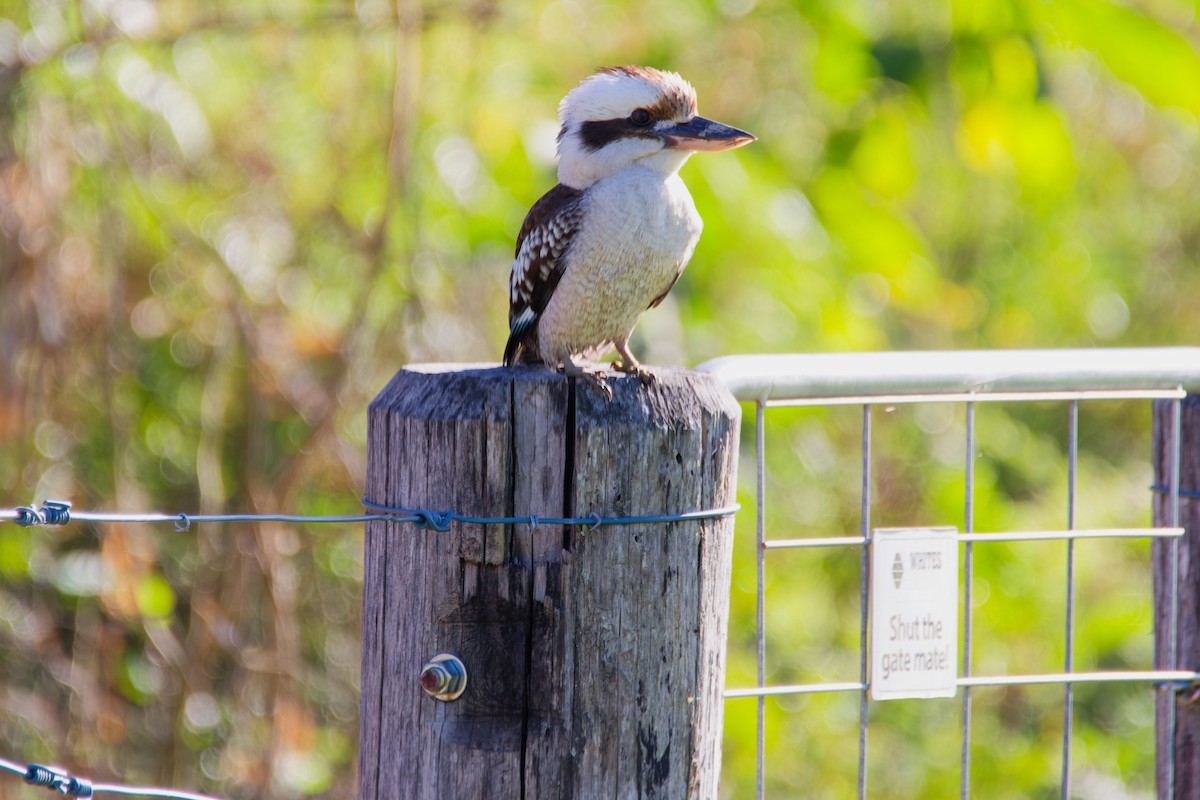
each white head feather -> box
[556,67,699,189]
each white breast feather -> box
[533,168,701,363]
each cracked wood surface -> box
[358,365,740,799]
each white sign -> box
[870,527,959,700]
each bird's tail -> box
[502,333,521,368]
[503,333,544,367]
[504,310,541,367]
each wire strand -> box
[1149,483,1200,500]
[0,498,741,533]
[0,757,224,800]
[0,497,740,799]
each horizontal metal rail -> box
[764,527,1183,549]
[763,535,868,549]
[762,389,1185,407]
[956,670,1200,689]
[956,527,1183,543]
[725,682,867,699]
[697,347,1200,403]
[725,671,1200,699]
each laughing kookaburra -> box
[502,66,755,397]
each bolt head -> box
[420,664,448,694]
[419,653,467,701]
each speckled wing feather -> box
[504,184,585,366]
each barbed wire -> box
[0,756,223,800]
[0,498,741,532]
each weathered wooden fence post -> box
[358,365,740,799]
[1154,395,1200,798]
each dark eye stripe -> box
[578,117,660,152]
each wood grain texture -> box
[358,365,740,799]
[1154,395,1200,799]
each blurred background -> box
[2,0,1199,797]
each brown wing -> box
[504,184,585,366]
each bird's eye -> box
[630,109,653,127]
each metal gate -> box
[699,348,1200,799]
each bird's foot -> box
[583,370,613,400]
[611,358,656,389]
[562,360,613,401]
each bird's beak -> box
[661,116,756,152]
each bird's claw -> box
[562,362,613,401]
[611,359,656,389]
[583,370,613,401]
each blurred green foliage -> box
[1,0,1198,797]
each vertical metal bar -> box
[1170,396,1182,654]
[1166,395,1182,799]
[961,401,976,800]
[1062,400,1078,800]
[756,401,766,800]
[858,405,872,800]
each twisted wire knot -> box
[413,509,455,532]
[14,505,43,527]
[13,501,71,527]
[40,500,72,525]
[23,764,93,798]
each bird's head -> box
[555,66,755,189]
